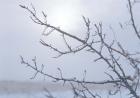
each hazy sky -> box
[0,0,140,81]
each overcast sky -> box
[0,0,140,81]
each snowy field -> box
[0,81,139,98]
[0,91,129,98]
[0,92,70,98]
[0,92,71,98]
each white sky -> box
[0,0,140,81]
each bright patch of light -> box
[49,5,79,30]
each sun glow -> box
[49,5,79,30]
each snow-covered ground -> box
[0,92,70,98]
[0,91,130,98]
[0,81,139,98]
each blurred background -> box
[0,0,140,97]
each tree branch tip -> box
[19,5,26,8]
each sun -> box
[49,5,79,30]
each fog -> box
[0,0,140,82]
